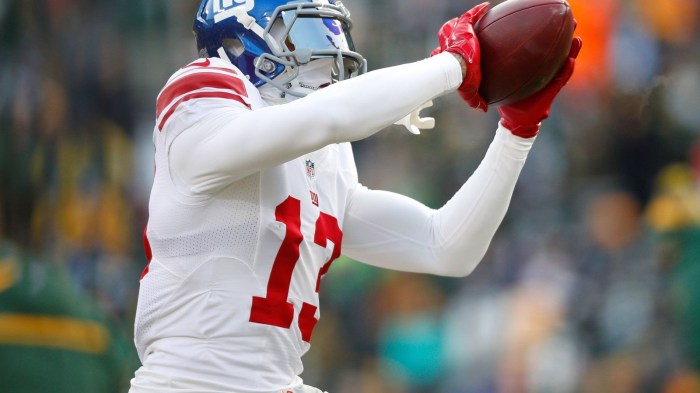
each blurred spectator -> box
[0,240,138,392]
[633,0,699,45]
[566,0,619,92]
[375,274,446,393]
[647,164,700,375]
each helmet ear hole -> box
[223,38,245,57]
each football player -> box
[130,1,581,392]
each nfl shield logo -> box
[305,160,316,178]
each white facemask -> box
[258,58,334,105]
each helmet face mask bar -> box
[194,0,367,98]
[256,2,367,96]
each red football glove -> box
[431,2,490,112]
[498,37,583,138]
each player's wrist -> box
[497,105,541,138]
[500,119,540,138]
[449,52,468,80]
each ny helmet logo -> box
[213,0,255,23]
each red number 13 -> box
[249,196,341,342]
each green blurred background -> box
[1,0,700,392]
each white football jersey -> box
[133,57,357,392]
[132,52,535,393]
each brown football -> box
[475,0,575,106]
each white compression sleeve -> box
[170,53,462,194]
[341,125,534,277]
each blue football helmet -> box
[193,0,367,97]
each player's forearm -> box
[181,53,463,190]
[293,51,463,143]
[342,125,533,276]
[430,124,533,276]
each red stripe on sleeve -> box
[156,71,248,119]
[141,225,152,280]
[157,91,250,131]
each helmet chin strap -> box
[259,58,334,104]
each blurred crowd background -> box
[1,0,699,392]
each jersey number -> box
[249,196,341,342]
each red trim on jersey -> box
[183,61,243,78]
[141,225,152,280]
[299,303,319,343]
[157,71,246,116]
[157,91,249,130]
[182,59,242,77]
[204,66,243,76]
[184,58,210,68]
[156,71,249,130]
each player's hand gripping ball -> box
[475,0,576,106]
[498,37,582,138]
[431,2,491,112]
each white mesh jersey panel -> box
[135,173,260,345]
[148,173,260,266]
